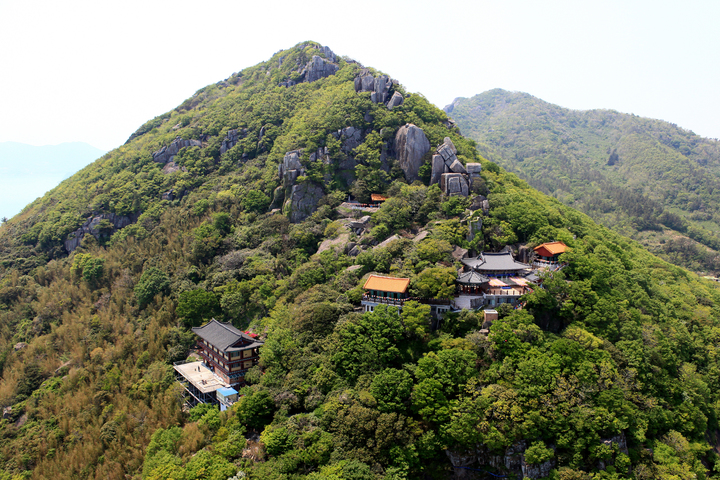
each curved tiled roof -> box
[461,252,529,272]
[457,271,489,284]
[363,274,410,293]
[534,241,568,255]
[192,319,264,352]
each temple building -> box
[361,274,410,312]
[461,252,530,277]
[456,252,532,307]
[191,319,263,389]
[533,241,568,266]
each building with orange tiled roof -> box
[361,274,410,313]
[533,241,568,265]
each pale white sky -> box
[1,0,718,151]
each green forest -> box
[447,89,720,275]
[0,43,720,480]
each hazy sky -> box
[1,0,718,151]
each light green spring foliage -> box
[450,88,720,273]
[0,42,720,480]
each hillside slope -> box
[447,89,720,274]
[0,44,719,480]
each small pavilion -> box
[533,241,568,265]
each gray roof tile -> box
[192,319,263,352]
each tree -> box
[411,267,457,298]
[370,368,413,413]
[235,390,275,431]
[416,238,453,264]
[400,300,431,338]
[134,267,171,308]
[176,289,220,327]
[243,190,270,213]
[332,305,405,380]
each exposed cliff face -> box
[152,137,202,164]
[64,212,141,252]
[285,182,324,223]
[446,441,556,480]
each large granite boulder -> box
[466,162,482,180]
[370,75,391,104]
[152,137,202,164]
[448,159,467,174]
[394,124,430,182]
[430,154,446,185]
[440,173,469,197]
[387,91,404,109]
[285,182,324,223]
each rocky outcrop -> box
[466,163,482,181]
[279,46,339,86]
[374,234,401,250]
[354,69,400,108]
[338,126,364,153]
[220,128,247,154]
[277,149,326,223]
[387,91,404,109]
[430,137,480,197]
[441,173,469,197]
[446,440,556,480]
[349,215,371,235]
[394,124,430,182]
[161,162,186,174]
[285,182,324,223]
[64,212,142,252]
[304,55,340,83]
[152,137,202,164]
[279,150,305,187]
[466,214,482,243]
[597,433,629,471]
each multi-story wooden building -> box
[192,319,263,389]
[361,274,410,312]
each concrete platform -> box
[174,361,229,394]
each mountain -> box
[0,141,106,220]
[446,89,720,274]
[1,43,720,479]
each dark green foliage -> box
[370,368,413,413]
[235,390,275,431]
[176,289,220,327]
[134,267,170,308]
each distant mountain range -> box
[447,89,720,273]
[0,141,106,220]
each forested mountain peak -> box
[1,43,720,479]
[448,89,720,275]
